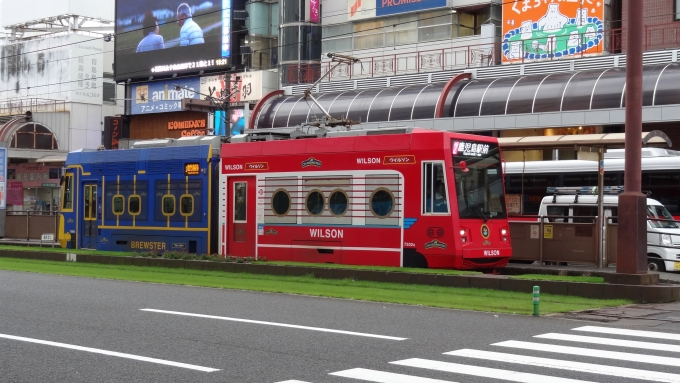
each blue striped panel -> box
[404,218,417,229]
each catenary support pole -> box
[617,0,647,274]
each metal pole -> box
[597,148,605,268]
[617,0,647,274]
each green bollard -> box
[533,285,540,317]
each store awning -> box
[35,154,67,163]
[498,130,672,151]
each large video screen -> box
[115,0,231,81]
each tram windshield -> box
[452,140,507,220]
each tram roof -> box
[255,63,680,130]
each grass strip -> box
[0,244,134,257]
[259,261,481,276]
[0,258,629,315]
[509,274,605,283]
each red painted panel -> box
[291,241,342,263]
[353,134,411,152]
[305,136,356,154]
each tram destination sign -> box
[452,141,490,157]
[184,162,201,176]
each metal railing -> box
[285,22,680,84]
[0,99,67,116]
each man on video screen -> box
[177,3,205,46]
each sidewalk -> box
[505,261,680,283]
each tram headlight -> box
[500,227,509,242]
[460,228,468,243]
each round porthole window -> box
[271,189,291,217]
[329,189,349,216]
[306,190,325,216]
[370,188,395,218]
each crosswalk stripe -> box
[536,333,680,353]
[391,358,595,383]
[494,340,680,367]
[574,326,680,341]
[330,368,457,383]
[444,349,680,383]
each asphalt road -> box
[2,270,680,383]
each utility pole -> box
[617,0,646,275]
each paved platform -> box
[505,261,680,283]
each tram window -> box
[306,190,325,216]
[162,195,175,215]
[180,194,194,216]
[546,206,569,222]
[234,183,247,221]
[62,174,73,210]
[423,162,448,213]
[112,195,124,215]
[329,189,349,216]
[129,195,141,215]
[271,189,291,216]
[370,188,395,218]
[84,186,91,219]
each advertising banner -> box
[502,0,604,63]
[115,0,232,81]
[310,0,320,23]
[200,74,241,103]
[70,38,104,104]
[131,77,201,115]
[348,0,447,21]
[7,182,22,207]
[0,147,6,209]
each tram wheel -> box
[648,258,665,272]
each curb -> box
[1,249,678,303]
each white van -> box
[538,187,680,272]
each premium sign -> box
[502,0,604,63]
[348,0,447,21]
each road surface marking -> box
[274,381,314,383]
[494,340,680,367]
[392,358,594,383]
[536,333,680,353]
[574,326,680,341]
[0,333,219,372]
[141,309,407,341]
[445,349,680,382]
[330,368,456,382]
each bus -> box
[504,148,680,217]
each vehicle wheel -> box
[648,258,666,272]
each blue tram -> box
[60,137,221,254]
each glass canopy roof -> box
[254,63,680,129]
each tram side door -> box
[81,183,99,249]
[227,177,255,257]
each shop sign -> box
[348,0,447,21]
[502,0,604,63]
[42,183,58,187]
[8,164,61,188]
[131,77,201,115]
[200,71,278,103]
[167,118,208,137]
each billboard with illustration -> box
[502,0,604,63]
[115,0,232,81]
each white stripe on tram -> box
[0,333,219,372]
[257,244,402,252]
[392,358,595,383]
[330,368,457,383]
[494,340,680,367]
[141,309,407,340]
[445,349,680,382]
[535,333,680,353]
[573,326,680,341]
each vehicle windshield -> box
[453,140,507,219]
[648,205,679,228]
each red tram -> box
[218,128,511,269]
